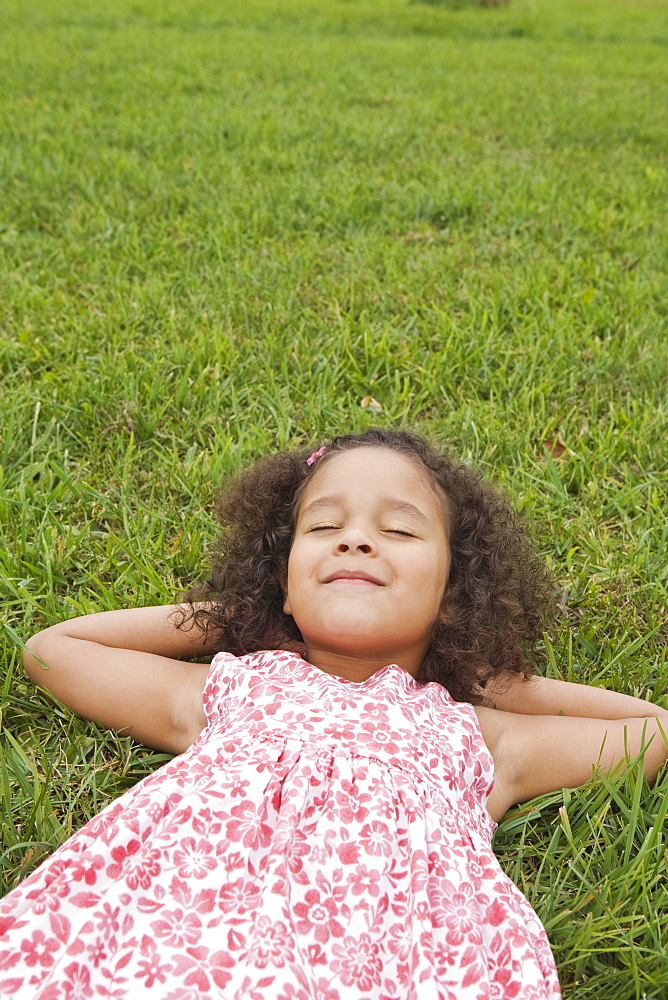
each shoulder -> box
[474,708,668,822]
[473,706,522,820]
[473,705,507,756]
[473,707,597,810]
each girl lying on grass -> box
[2,427,667,999]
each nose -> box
[335,526,374,554]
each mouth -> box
[323,570,385,586]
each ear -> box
[283,590,292,616]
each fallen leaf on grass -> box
[361,396,383,413]
[544,435,567,458]
[400,230,436,242]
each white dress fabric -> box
[0,650,561,999]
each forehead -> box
[298,447,445,519]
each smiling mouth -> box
[324,571,385,586]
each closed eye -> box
[307,524,416,536]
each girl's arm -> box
[23,605,216,755]
[481,672,668,725]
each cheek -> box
[282,552,297,615]
[422,556,448,612]
[283,546,309,616]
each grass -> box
[1,0,667,994]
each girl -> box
[2,428,666,1000]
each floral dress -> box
[0,650,560,999]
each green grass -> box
[1,0,667,994]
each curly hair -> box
[177,428,556,703]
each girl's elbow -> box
[653,707,668,731]
[23,638,42,681]
[23,628,57,680]
[626,717,668,779]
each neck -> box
[302,644,424,683]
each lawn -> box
[1,0,667,994]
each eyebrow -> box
[300,493,430,525]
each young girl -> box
[2,428,666,1000]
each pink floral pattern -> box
[0,651,560,998]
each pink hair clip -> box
[306,445,327,467]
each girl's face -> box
[284,447,450,679]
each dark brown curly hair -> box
[177,428,556,703]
